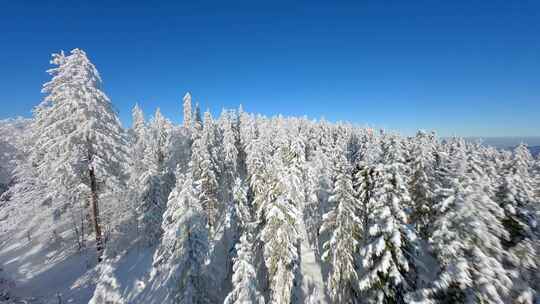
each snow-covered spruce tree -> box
[126,104,147,189]
[507,238,539,304]
[356,128,383,166]
[193,102,202,130]
[303,121,345,249]
[496,174,536,247]
[224,233,265,304]
[183,92,192,129]
[190,111,220,235]
[356,134,419,303]
[219,110,239,202]
[134,108,173,246]
[152,169,209,304]
[131,103,145,139]
[280,123,306,217]
[320,143,361,303]
[303,154,326,249]
[110,104,146,245]
[408,131,436,238]
[232,177,252,229]
[257,173,300,304]
[251,127,300,304]
[479,145,503,197]
[224,178,265,304]
[496,144,537,245]
[30,49,126,261]
[495,144,539,302]
[426,143,512,304]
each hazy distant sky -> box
[1,1,539,137]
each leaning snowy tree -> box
[30,49,126,262]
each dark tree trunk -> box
[89,165,103,263]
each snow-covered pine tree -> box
[190,111,220,235]
[152,169,209,304]
[498,144,537,242]
[427,142,512,303]
[479,145,503,197]
[496,173,536,247]
[257,176,300,304]
[507,238,539,304]
[220,110,239,202]
[224,233,265,304]
[303,156,326,249]
[30,49,126,262]
[495,144,539,302]
[320,142,361,303]
[232,177,251,229]
[224,178,264,304]
[356,128,382,166]
[144,108,172,173]
[113,104,146,244]
[131,103,145,139]
[133,108,173,245]
[408,131,436,238]
[252,126,300,304]
[356,134,419,303]
[183,92,192,129]
[280,123,306,218]
[193,102,202,131]
[127,104,146,187]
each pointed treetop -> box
[131,103,145,132]
[154,107,163,119]
[44,48,104,98]
[203,110,214,128]
[183,92,193,129]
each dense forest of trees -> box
[1,49,539,303]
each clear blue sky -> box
[1,0,539,136]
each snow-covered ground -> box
[0,198,97,304]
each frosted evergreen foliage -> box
[3,49,540,304]
[254,131,301,304]
[30,49,126,257]
[428,146,512,304]
[356,135,418,303]
[409,131,436,237]
[153,170,209,304]
[320,145,361,303]
[183,92,192,129]
[224,234,265,304]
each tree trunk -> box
[89,165,104,263]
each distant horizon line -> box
[1,114,538,140]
